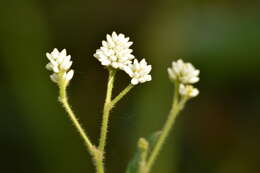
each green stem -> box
[173,82,179,107]
[59,83,94,155]
[96,161,105,173]
[145,83,181,172]
[98,69,116,152]
[110,84,134,108]
[58,77,104,173]
[96,69,116,173]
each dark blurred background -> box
[1,0,260,173]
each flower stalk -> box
[96,69,136,173]
[58,79,94,156]
[94,69,116,173]
[143,59,200,173]
[110,84,134,107]
[99,69,117,152]
[144,83,181,173]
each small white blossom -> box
[46,48,74,84]
[179,84,199,98]
[124,59,152,85]
[93,31,135,70]
[168,59,199,84]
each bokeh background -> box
[1,0,260,173]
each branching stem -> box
[110,84,134,108]
[98,69,116,152]
[58,81,94,156]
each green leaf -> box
[146,131,161,154]
[125,131,161,173]
[125,148,141,173]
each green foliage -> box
[146,131,161,154]
[125,131,161,173]
[125,146,142,173]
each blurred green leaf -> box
[126,148,141,173]
[146,131,161,154]
[126,131,161,173]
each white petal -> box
[110,55,117,61]
[66,70,74,81]
[56,55,64,64]
[179,84,185,95]
[190,77,199,83]
[146,75,152,81]
[111,62,119,68]
[52,48,59,58]
[146,65,152,74]
[46,63,53,71]
[140,59,147,66]
[106,34,113,44]
[194,70,200,76]
[102,41,108,47]
[124,66,134,76]
[60,49,67,57]
[101,59,110,66]
[53,65,59,73]
[61,61,72,70]
[191,88,199,97]
[127,41,133,47]
[46,53,53,61]
[50,74,58,83]
[112,32,118,40]
[131,78,139,85]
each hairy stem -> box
[96,161,105,173]
[99,69,116,152]
[110,84,134,108]
[95,69,116,173]
[59,82,94,155]
[145,82,181,172]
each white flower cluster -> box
[179,84,199,98]
[94,32,134,69]
[94,32,152,85]
[46,48,74,84]
[168,59,199,98]
[168,59,199,84]
[124,59,152,85]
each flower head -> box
[124,59,152,85]
[93,31,135,70]
[179,84,199,98]
[46,48,74,84]
[168,59,199,84]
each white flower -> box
[179,84,199,98]
[168,59,199,84]
[124,59,152,85]
[46,48,74,84]
[93,31,135,70]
